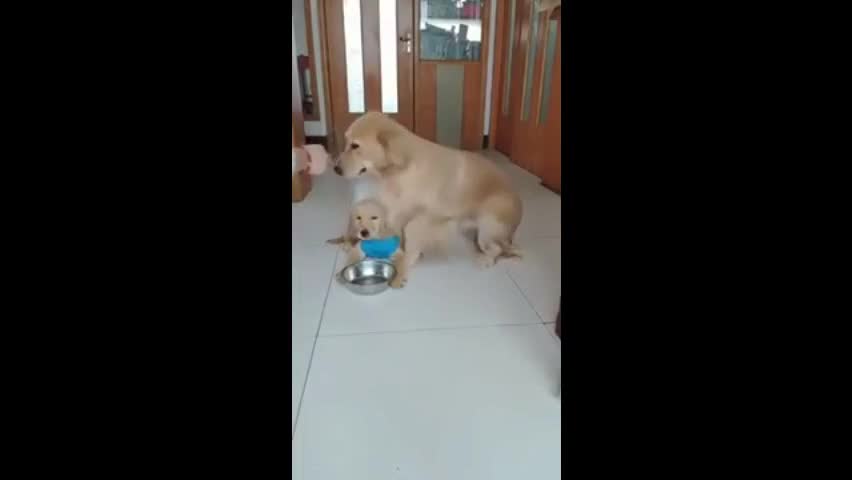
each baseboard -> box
[540,181,561,195]
[305,136,328,148]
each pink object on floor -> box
[292,144,329,176]
[293,147,310,174]
[303,144,328,175]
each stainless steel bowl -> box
[339,259,396,295]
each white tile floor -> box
[292,150,561,479]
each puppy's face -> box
[349,201,386,240]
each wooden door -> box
[323,0,415,152]
[495,1,561,192]
[413,0,490,151]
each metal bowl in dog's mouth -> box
[339,259,396,295]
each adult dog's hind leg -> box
[475,214,518,268]
[474,193,522,267]
[457,218,483,255]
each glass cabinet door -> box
[419,0,484,61]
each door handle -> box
[399,33,412,54]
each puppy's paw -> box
[476,253,497,269]
[389,274,407,289]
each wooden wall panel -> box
[497,0,528,158]
[538,16,561,192]
[493,1,561,192]
[520,0,549,176]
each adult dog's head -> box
[333,112,408,178]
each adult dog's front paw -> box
[389,274,407,289]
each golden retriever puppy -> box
[330,209,453,288]
[332,112,522,273]
[335,199,411,288]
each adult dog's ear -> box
[378,218,393,239]
[376,130,408,169]
[345,215,357,238]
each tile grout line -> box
[318,321,545,339]
[503,268,545,323]
[292,248,339,440]
[503,268,561,345]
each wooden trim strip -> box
[476,0,491,151]
[316,0,335,149]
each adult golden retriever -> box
[333,112,522,287]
